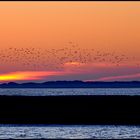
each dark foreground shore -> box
[0,95,140,125]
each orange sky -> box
[0,2,140,82]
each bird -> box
[0,42,138,72]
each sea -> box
[0,88,140,139]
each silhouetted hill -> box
[0,81,140,88]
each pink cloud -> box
[97,73,140,81]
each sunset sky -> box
[0,2,140,82]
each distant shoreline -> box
[0,81,140,88]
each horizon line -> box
[0,80,140,84]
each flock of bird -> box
[0,42,139,71]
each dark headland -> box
[0,81,140,88]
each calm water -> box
[0,88,140,96]
[0,88,140,139]
[0,125,140,139]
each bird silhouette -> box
[0,42,138,72]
